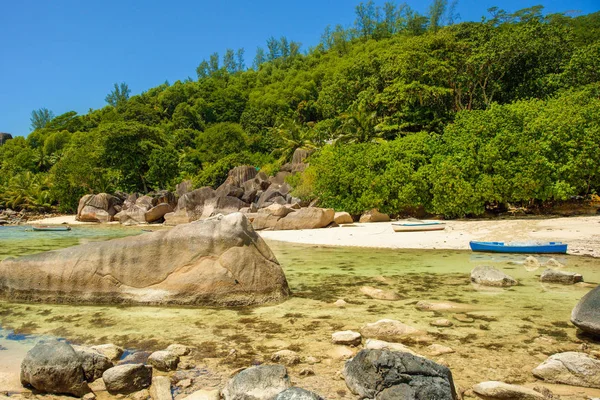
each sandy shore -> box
[27,214,600,257]
[260,216,600,257]
[26,215,94,225]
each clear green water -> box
[1,227,600,398]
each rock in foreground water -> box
[532,352,600,388]
[343,349,457,399]
[72,345,113,382]
[571,285,600,336]
[222,365,291,400]
[472,381,544,399]
[471,266,518,287]
[102,364,152,395]
[0,213,290,306]
[20,339,90,397]
[274,387,324,400]
[540,269,583,284]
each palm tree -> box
[270,120,318,164]
[335,106,385,144]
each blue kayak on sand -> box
[469,241,567,254]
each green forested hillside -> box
[1,2,599,217]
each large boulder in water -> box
[571,285,600,336]
[0,213,290,306]
[20,339,90,396]
[343,349,457,399]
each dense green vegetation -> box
[1,2,599,217]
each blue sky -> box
[1,0,598,137]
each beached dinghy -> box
[469,241,567,254]
[32,226,71,232]
[392,220,446,232]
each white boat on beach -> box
[391,220,446,232]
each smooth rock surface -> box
[532,352,600,388]
[540,269,583,284]
[221,365,291,400]
[0,213,290,306]
[343,349,457,399]
[334,212,353,224]
[273,208,335,230]
[148,350,179,371]
[359,209,390,223]
[472,381,544,399]
[332,331,362,346]
[471,266,518,287]
[20,339,90,397]
[90,344,124,363]
[102,364,152,395]
[572,285,600,336]
[149,376,172,400]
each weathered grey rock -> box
[216,183,245,199]
[77,193,122,223]
[334,212,353,224]
[0,132,13,146]
[572,285,600,336]
[540,269,583,284]
[102,364,152,395]
[332,331,362,346]
[241,189,258,204]
[472,381,544,400]
[271,350,300,366]
[200,196,247,219]
[176,180,193,198]
[273,208,335,230]
[343,349,457,399]
[224,166,258,187]
[164,210,190,226]
[270,196,287,205]
[20,339,90,396]
[361,319,423,341]
[274,387,324,400]
[72,345,113,382]
[257,187,286,209]
[90,344,123,363]
[145,203,174,223]
[0,213,290,306]
[532,352,600,388]
[359,209,390,223]
[221,364,291,400]
[148,350,179,371]
[470,266,518,287]
[270,172,291,186]
[150,376,172,400]
[176,187,216,221]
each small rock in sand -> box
[332,331,362,346]
[471,266,518,287]
[472,381,545,399]
[148,350,179,372]
[360,286,400,300]
[271,350,300,366]
[431,319,453,327]
[426,344,455,356]
[334,299,347,307]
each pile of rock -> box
[0,208,25,225]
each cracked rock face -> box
[0,213,290,306]
[343,349,457,400]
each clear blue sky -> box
[1,0,598,137]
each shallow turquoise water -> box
[1,226,600,398]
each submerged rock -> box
[471,266,518,287]
[343,349,457,399]
[271,350,301,366]
[540,269,583,284]
[72,345,113,382]
[332,331,362,346]
[20,339,90,397]
[274,387,324,400]
[532,352,600,388]
[361,319,423,341]
[472,381,544,399]
[0,213,290,306]
[572,285,600,336]
[221,365,291,400]
[360,286,400,300]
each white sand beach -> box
[27,214,600,256]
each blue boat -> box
[469,241,567,254]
